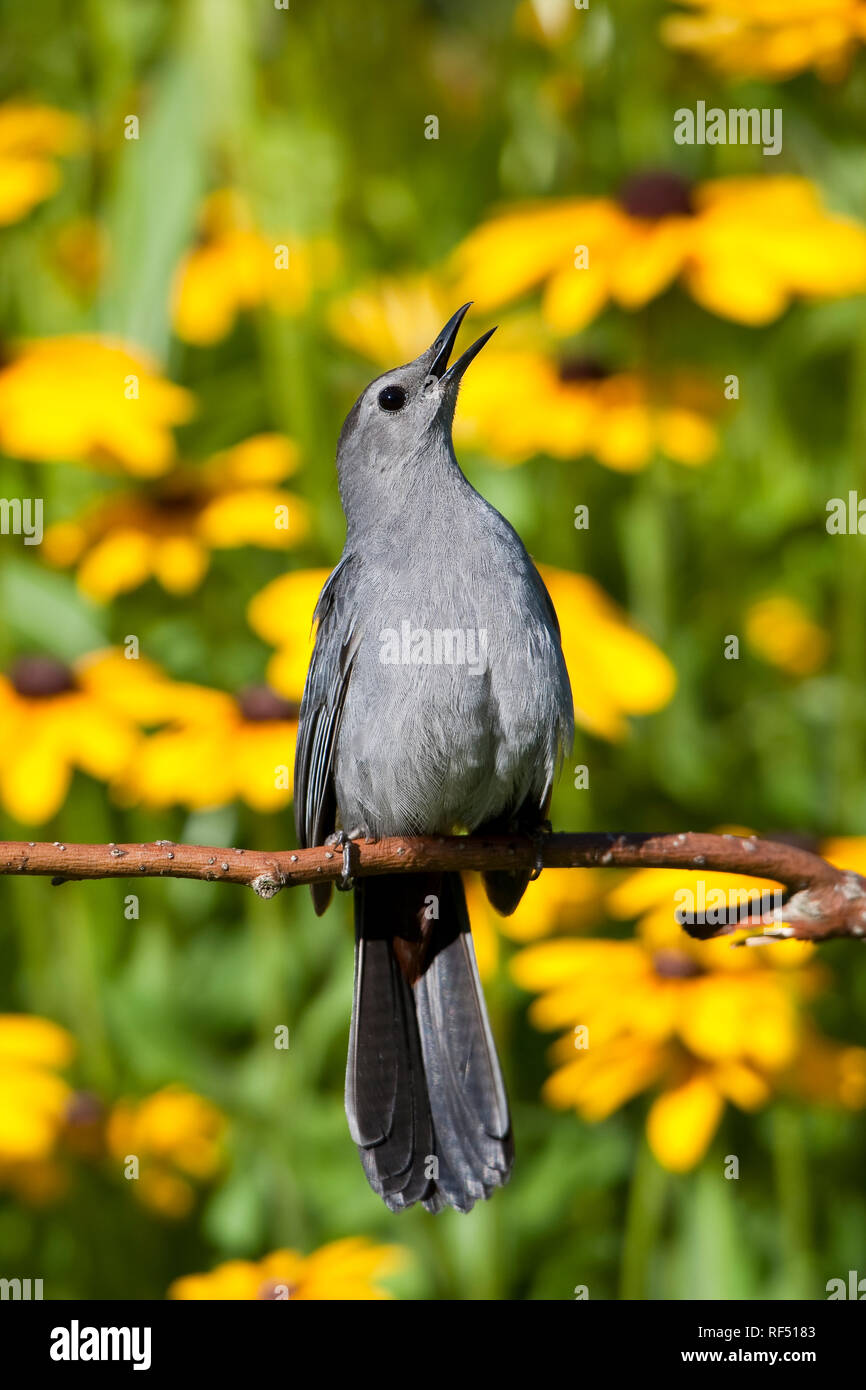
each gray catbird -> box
[294,304,574,1212]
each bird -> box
[294,303,574,1212]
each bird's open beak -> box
[428,303,497,385]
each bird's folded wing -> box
[294,555,360,860]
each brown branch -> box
[1,831,865,943]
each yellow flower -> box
[452,175,866,330]
[0,103,83,225]
[467,867,609,947]
[539,565,676,739]
[745,595,830,676]
[0,651,155,824]
[329,275,452,368]
[173,190,338,344]
[330,277,718,470]
[247,567,332,701]
[823,836,866,876]
[43,434,308,601]
[513,859,865,1171]
[0,1015,76,1203]
[169,1237,406,1301]
[458,351,718,470]
[0,336,194,475]
[107,1085,226,1220]
[662,0,866,81]
[117,683,298,813]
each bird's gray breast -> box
[333,517,567,837]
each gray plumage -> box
[294,305,573,1212]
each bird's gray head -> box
[336,303,495,519]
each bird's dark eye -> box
[377,385,406,412]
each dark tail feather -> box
[345,874,513,1213]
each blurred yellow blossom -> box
[0,336,194,475]
[173,189,338,344]
[823,836,866,876]
[43,433,308,601]
[329,275,451,366]
[0,103,83,225]
[107,1085,226,1220]
[0,1015,75,1204]
[169,1237,405,1300]
[247,567,332,701]
[513,860,866,1171]
[745,595,830,676]
[458,352,718,470]
[0,652,146,824]
[330,278,718,469]
[117,684,298,813]
[467,867,609,948]
[539,565,677,739]
[452,175,866,330]
[662,1,866,81]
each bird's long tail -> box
[345,872,513,1213]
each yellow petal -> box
[647,1072,724,1172]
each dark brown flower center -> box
[10,656,77,698]
[558,357,611,384]
[653,949,703,980]
[619,171,694,219]
[238,686,300,722]
[152,491,202,520]
[64,1091,105,1127]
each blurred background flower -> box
[0,103,82,226]
[169,1237,404,1300]
[43,434,308,600]
[662,0,866,81]
[173,191,339,346]
[512,857,866,1172]
[107,1085,226,1219]
[0,337,194,475]
[0,1014,75,1203]
[452,176,866,329]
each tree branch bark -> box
[1,831,864,943]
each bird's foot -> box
[325,830,355,891]
[529,820,553,881]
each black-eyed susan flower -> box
[745,595,830,676]
[512,860,866,1171]
[169,1237,405,1300]
[452,175,866,330]
[0,652,149,824]
[330,278,718,470]
[172,190,339,345]
[116,683,298,813]
[458,351,718,470]
[0,1014,75,1204]
[107,1085,226,1220]
[0,103,83,226]
[0,336,194,475]
[662,0,866,82]
[43,433,309,600]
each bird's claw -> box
[325,831,355,891]
[529,821,553,881]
